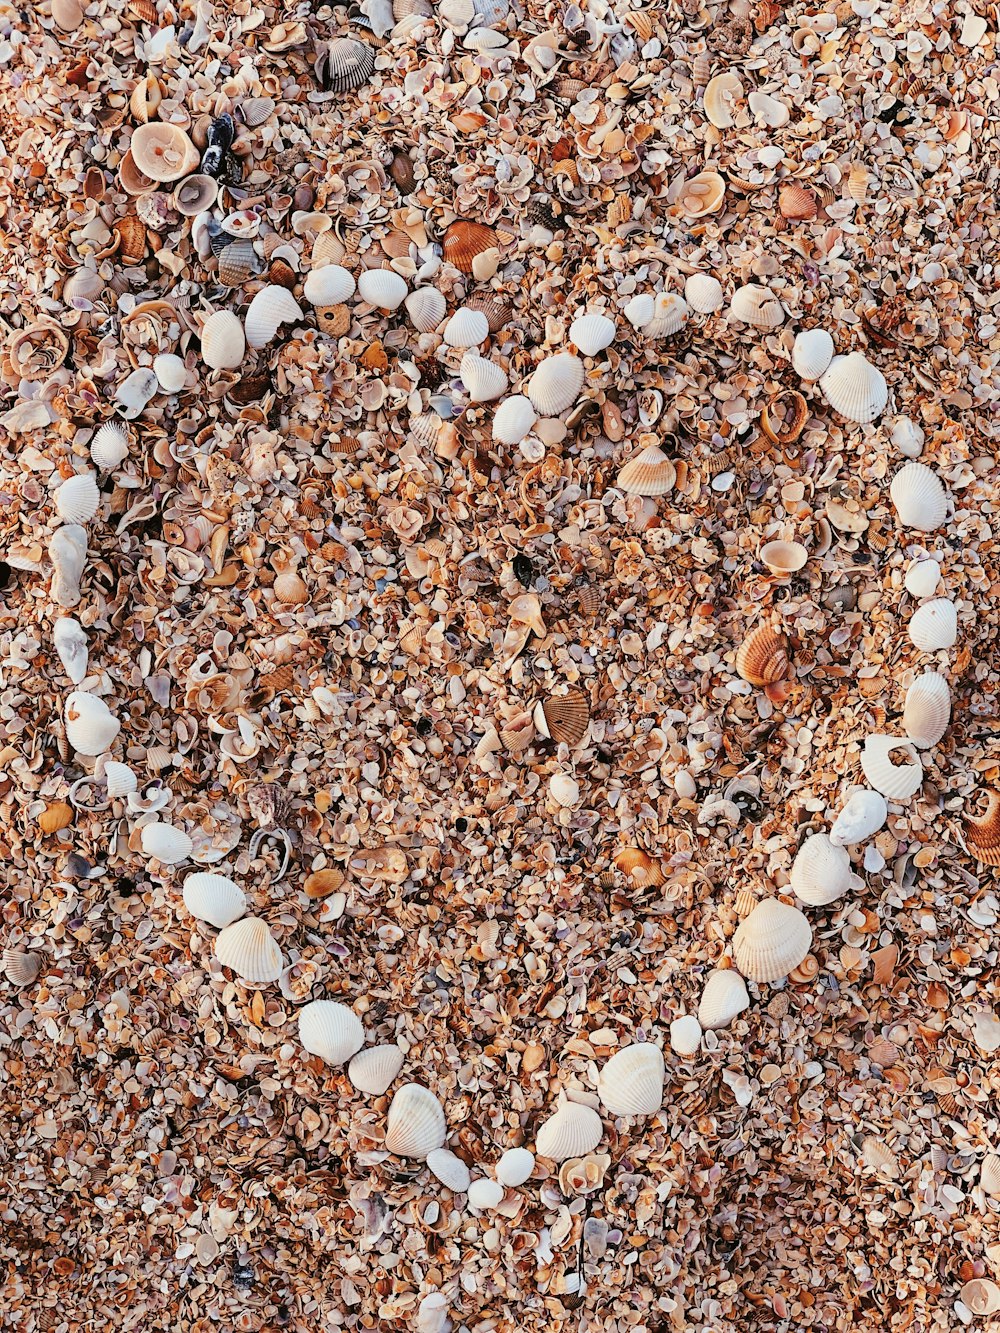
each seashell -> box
[349,1044,404,1095]
[860,736,922,800]
[733,899,812,982]
[443,220,498,273]
[49,524,87,608]
[426,1148,471,1192]
[735,625,789,686]
[55,473,100,524]
[217,240,259,288]
[496,1147,535,1187]
[118,149,156,197]
[500,711,534,752]
[889,462,947,531]
[904,560,940,600]
[748,90,789,127]
[961,1280,1000,1318]
[244,286,303,348]
[616,445,676,496]
[220,210,260,240]
[623,293,654,329]
[703,72,743,128]
[130,74,162,123]
[669,1015,702,1056]
[140,822,193,865]
[492,395,537,444]
[298,1000,365,1065]
[315,304,351,337]
[460,353,508,403]
[238,96,276,128]
[113,367,158,419]
[829,788,888,846]
[684,273,724,314]
[385,1083,447,1158]
[598,1043,665,1116]
[861,1136,900,1178]
[527,353,584,416]
[643,292,688,338]
[53,616,88,684]
[304,264,356,306]
[442,307,489,348]
[509,592,545,636]
[691,51,711,86]
[63,267,105,306]
[548,772,580,808]
[903,672,950,748]
[172,173,217,215]
[534,688,590,747]
[273,569,309,604]
[791,327,834,380]
[182,872,247,928]
[404,287,446,333]
[467,1178,504,1211]
[847,162,869,203]
[790,833,862,907]
[891,415,924,457]
[215,917,283,983]
[728,283,784,329]
[357,268,408,311]
[778,181,818,221]
[819,352,888,423]
[3,949,42,987]
[760,390,808,446]
[319,37,376,91]
[38,802,73,833]
[678,170,726,218]
[152,353,186,393]
[966,791,1000,867]
[201,311,246,369]
[569,313,616,357]
[129,123,200,182]
[908,597,957,652]
[759,540,807,576]
[612,847,664,888]
[466,293,511,333]
[65,691,120,755]
[535,1102,603,1161]
[559,1153,611,1196]
[698,969,750,1029]
[103,761,137,798]
[982,1155,1000,1198]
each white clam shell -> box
[65,690,120,755]
[416,1294,450,1333]
[526,353,584,416]
[385,1083,447,1158]
[891,415,924,457]
[908,597,957,652]
[90,421,130,470]
[214,916,283,983]
[3,949,42,987]
[152,352,186,393]
[980,1155,1000,1199]
[201,311,246,369]
[53,616,88,684]
[791,328,834,380]
[349,1043,404,1095]
[597,1043,664,1116]
[495,1147,535,1186]
[623,293,655,329]
[140,821,193,865]
[748,89,789,126]
[103,760,138,798]
[703,71,743,127]
[890,462,948,531]
[829,788,888,846]
[298,999,364,1065]
[404,287,447,332]
[426,1148,471,1192]
[535,1102,603,1161]
[733,899,812,982]
[697,969,749,1030]
[903,672,951,748]
[569,312,616,356]
[790,832,862,906]
[819,352,888,423]
[357,268,408,310]
[55,473,100,524]
[114,367,159,418]
[244,285,303,348]
[669,1014,702,1056]
[728,283,783,328]
[684,273,724,314]
[642,291,688,337]
[303,264,356,305]
[442,307,489,348]
[49,525,87,608]
[460,353,508,402]
[860,735,923,800]
[492,395,537,444]
[904,559,941,599]
[548,772,579,808]
[467,1178,504,1210]
[182,872,247,928]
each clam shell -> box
[623,293,655,329]
[597,1043,664,1116]
[357,268,408,311]
[861,735,923,800]
[129,123,200,182]
[679,170,726,218]
[819,352,888,423]
[495,1147,535,1186]
[103,760,138,797]
[535,1102,604,1161]
[467,1178,504,1210]
[55,473,100,524]
[748,89,789,127]
[728,283,784,329]
[643,291,688,337]
[697,969,749,1030]
[791,328,834,380]
[172,173,218,216]
[53,616,88,684]
[404,287,447,332]
[966,791,1000,867]
[321,37,376,91]
[442,307,489,348]
[684,273,724,314]
[908,597,957,652]
[460,353,508,402]
[759,540,807,575]
[778,181,818,220]
[733,899,812,982]
[214,916,283,983]
[244,285,303,348]
[182,872,247,928]
[140,822,193,865]
[982,1155,1000,1198]
[616,444,676,496]
[217,240,259,288]
[426,1148,471,1192]
[304,264,356,306]
[534,688,590,747]
[669,1015,702,1056]
[201,311,246,369]
[829,788,888,846]
[891,415,924,457]
[889,462,948,531]
[65,691,120,755]
[349,1043,404,1095]
[903,672,951,748]
[703,71,743,128]
[612,847,664,887]
[548,772,579,808]
[152,352,186,393]
[385,1083,447,1158]
[904,559,941,599]
[298,1000,365,1065]
[63,267,105,306]
[492,395,537,444]
[443,219,498,273]
[961,1280,1000,1317]
[790,833,862,906]
[569,312,616,356]
[861,1137,900,1178]
[3,949,42,986]
[735,625,789,686]
[527,353,584,416]
[49,525,87,608]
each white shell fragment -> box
[49,525,87,608]
[467,1178,505,1210]
[829,789,888,846]
[298,1000,365,1065]
[860,735,923,800]
[53,616,88,684]
[244,285,303,348]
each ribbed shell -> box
[861,1136,900,1177]
[460,353,508,402]
[492,395,537,444]
[3,949,42,986]
[349,1044,404,1095]
[304,264,355,306]
[698,969,750,1029]
[357,268,408,310]
[442,307,489,348]
[384,1083,446,1158]
[966,791,1000,867]
[790,833,862,906]
[201,310,246,369]
[981,1154,1000,1197]
[819,352,888,423]
[90,421,130,469]
[527,353,584,416]
[623,293,654,329]
[778,181,818,220]
[791,328,834,380]
[616,444,676,496]
[103,760,137,797]
[569,312,616,356]
[904,559,940,599]
[140,822,193,865]
[644,292,688,337]
[890,462,948,531]
[597,1043,665,1116]
[829,788,888,846]
[427,1148,471,1192]
[182,872,247,928]
[55,473,100,524]
[908,597,957,652]
[535,688,590,746]
[736,626,789,686]
[903,672,951,748]
[860,735,923,800]
[442,220,498,273]
[298,1000,365,1065]
[728,283,784,328]
[217,240,258,288]
[214,917,283,983]
[535,1102,604,1161]
[684,273,724,314]
[733,899,812,982]
[404,287,446,332]
[669,1015,702,1056]
[65,691,120,755]
[322,37,376,91]
[244,285,302,348]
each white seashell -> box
[535,1102,603,1161]
[152,353,186,393]
[53,616,88,684]
[114,367,159,418]
[819,352,888,423]
[597,1043,664,1116]
[623,293,655,329]
[214,916,283,983]
[426,1148,471,1192]
[891,415,924,457]
[492,394,537,444]
[3,948,42,987]
[703,71,743,127]
[697,969,750,1030]
[244,285,303,349]
[643,291,688,338]
[385,1083,447,1158]
[549,772,580,808]
[791,328,834,381]
[728,283,784,328]
[460,353,508,402]
[298,1000,365,1065]
[404,287,447,332]
[527,353,584,416]
[890,462,948,531]
[860,735,923,800]
[49,525,87,608]
[349,1043,404,1095]
[961,1279,1000,1317]
[467,1178,504,1210]
[908,597,957,652]
[903,672,951,748]
[182,872,247,928]
[904,559,941,600]
[90,422,130,470]
[495,1147,534,1186]
[201,310,246,370]
[103,760,137,798]
[442,307,489,348]
[303,264,355,306]
[416,1294,451,1333]
[65,690,119,755]
[829,788,888,846]
[569,312,616,357]
[357,268,408,310]
[683,273,724,314]
[790,833,862,906]
[55,473,100,524]
[748,89,789,127]
[140,821,193,865]
[980,1155,1000,1199]
[733,899,812,982]
[669,1014,702,1056]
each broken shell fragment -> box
[733,899,812,982]
[678,170,726,218]
[961,1280,1000,1318]
[244,285,303,348]
[965,791,1000,867]
[49,525,88,608]
[703,72,743,128]
[385,1083,446,1158]
[298,1000,365,1065]
[829,789,888,846]
[597,1043,665,1116]
[760,391,808,446]
[129,123,200,182]
[214,917,283,983]
[53,616,88,684]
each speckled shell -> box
[182,872,247,928]
[298,1000,365,1065]
[735,625,789,686]
[569,312,616,356]
[903,672,951,748]
[904,559,941,599]
[442,307,489,348]
[349,1044,404,1095]
[790,833,862,906]
[527,353,584,416]
[201,310,246,369]
[404,287,446,332]
[357,268,408,310]
[384,1083,447,1158]
[669,1015,702,1056]
[214,917,283,983]
[729,283,784,328]
[819,352,888,423]
[829,788,888,846]
[890,462,948,531]
[697,969,749,1030]
[460,353,508,402]
[90,422,130,470]
[55,473,100,523]
[791,328,834,380]
[65,691,120,755]
[244,285,303,348]
[535,1102,604,1161]
[965,791,1000,866]
[861,736,923,800]
[684,273,724,314]
[129,122,200,182]
[908,597,957,652]
[321,37,376,91]
[304,264,356,306]
[140,821,193,865]
[103,760,137,798]
[597,1043,665,1116]
[492,396,536,445]
[733,899,812,982]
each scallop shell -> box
[349,1044,404,1095]
[53,616,88,684]
[55,473,100,524]
[214,917,283,983]
[981,1155,1000,1198]
[218,241,259,288]
[442,307,489,348]
[819,352,888,423]
[733,899,812,982]
[442,219,498,273]
[735,626,789,687]
[460,353,508,403]
[496,1147,535,1186]
[703,71,743,128]
[321,37,376,91]
[384,1083,447,1158]
[535,1102,603,1161]
[904,559,940,599]
[643,292,688,337]
[404,287,447,332]
[427,1148,471,1193]
[3,949,42,987]
[966,791,1000,867]
[908,597,957,652]
[890,462,948,531]
[534,688,590,747]
[103,760,138,798]
[129,123,200,182]
[684,273,724,314]
[861,736,923,800]
[597,1043,664,1116]
[172,173,218,216]
[244,285,303,348]
[182,872,247,928]
[304,264,356,306]
[861,1136,900,1178]
[790,833,863,907]
[903,672,951,748]
[357,268,408,311]
[140,821,193,865]
[492,395,537,444]
[669,1015,702,1056]
[527,353,584,416]
[201,311,246,370]
[548,772,579,808]
[298,1000,365,1065]
[791,328,834,380]
[65,691,120,755]
[778,181,818,221]
[728,283,784,329]
[569,313,616,357]
[49,525,87,608]
[697,969,750,1030]
[829,788,888,846]
[679,170,726,218]
[616,445,676,496]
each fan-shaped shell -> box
[201,311,246,369]
[385,1083,446,1158]
[427,1148,471,1192]
[616,445,676,496]
[703,71,743,128]
[129,123,200,182]
[548,772,579,808]
[172,173,218,215]
[90,422,130,470]
[736,626,789,686]
[182,872,247,928]
[65,691,120,755]
[904,559,940,599]
[103,760,137,798]
[322,37,376,91]
[214,917,283,983]
[496,1147,535,1186]
[684,273,724,314]
[612,847,664,887]
[790,833,862,906]
[698,969,749,1030]
[981,1154,1000,1197]
[442,307,489,348]
[349,1044,404,1095]
[829,788,888,846]
[304,264,356,306]
[3,949,42,986]
[733,899,812,982]
[244,285,303,348]
[55,473,100,524]
[679,170,726,218]
[759,541,807,575]
[357,268,408,310]
[534,688,590,746]
[53,616,88,684]
[890,462,948,531]
[643,292,688,337]
[64,267,105,306]
[460,353,508,402]
[527,353,584,416]
[535,1102,603,1161]
[908,597,957,652]
[140,822,193,865]
[778,181,818,220]
[298,1000,364,1065]
[861,1136,900,1178]
[492,395,536,444]
[569,312,616,357]
[404,287,446,332]
[598,1043,665,1116]
[961,1280,1000,1317]
[669,1015,702,1056]
[965,791,1000,866]
[819,352,888,423]
[903,672,950,748]
[443,219,498,273]
[861,735,922,799]
[728,283,784,328]
[791,328,834,380]
[623,293,654,329]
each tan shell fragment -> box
[678,171,726,218]
[861,1136,900,1178]
[703,72,743,128]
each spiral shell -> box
[735,626,789,686]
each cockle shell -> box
[442,219,498,273]
[53,616,88,684]
[298,1000,365,1065]
[703,71,743,128]
[791,328,834,380]
[735,625,789,686]
[153,353,186,393]
[890,462,948,531]
[908,597,957,652]
[669,1015,702,1056]
[684,273,724,314]
[860,735,923,800]
[829,788,888,846]
[303,264,356,306]
[427,1148,471,1192]
[527,353,584,416]
[891,415,924,457]
[460,353,508,402]
[961,1280,1000,1317]
[904,559,941,599]
[65,691,120,755]
[404,287,447,332]
[678,171,726,218]
[981,1155,1000,1198]
[217,240,258,288]
[442,307,489,348]
[492,395,537,444]
[357,268,408,310]
[172,173,218,216]
[182,872,247,928]
[320,37,376,91]
[55,473,100,523]
[534,688,590,747]
[728,283,784,328]
[861,1136,900,1178]
[548,772,580,808]
[733,899,812,982]
[569,312,616,357]
[643,292,688,337]
[103,761,137,797]
[759,541,807,575]
[49,524,87,608]
[698,969,749,1030]
[201,311,246,369]
[616,445,676,496]
[129,123,200,182]
[790,833,862,906]
[349,1044,405,1095]
[215,917,283,983]
[467,1178,504,1211]
[819,352,888,423]
[623,293,654,329]
[140,822,193,865]
[966,792,1000,866]
[244,285,303,348]
[535,1102,603,1161]
[903,672,951,748]
[496,1147,535,1186]
[90,422,130,469]
[2,949,42,987]
[385,1083,447,1158]
[598,1043,665,1116]
[612,847,664,887]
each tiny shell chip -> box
[55,473,100,524]
[790,833,862,907]
[860,735,923,800]
[733,899,812,982]
[889,462,948,531]
[728,283,784,329]
[791,328,834,381]
[182,872,247,928]
[357,268,408,310]
[427,1148,471,1192]
[908,597,957,652]
[467,1178,505,1211]
[495,1147,535,1186]
[569,312,616,356]
[684,273,724,314]
[903,672,951,748]
[298,1000,365,1065]
[201,310,246,369]
[349,1043,405,1095]
[65,690,120,755]
[140,821,194,865]
[53,616,88,684]
[535,1102,604,1161]
[819,352,888,423]
[829,788,888,846]
[214,916,283,983]
[442,307,489,348]
[616,444,676,496]
[303,264,356,306]
[904,559,940,600]
[669,1015,702,1057]
[697,969,750,1030]
[527,353,584,416]
[384,1083,447,1158]
[598,1043,665,1116]
[492,395,537,444]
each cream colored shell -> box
[908,597,957,652]
[790,833,862,906]
[903,672,951,748]
[298,1000,365,1065]
[527,353,585,416]
[214,916,283,983]
[819,352,888,423]
[384,1083,446,1158]
[860,735,923,799]
[349,1044,404,1095]
[597,1043,664,1116]
[889,462,948,531]
[535,1101,604,1161]
[697,968,750,1029]
[182,872,247,927]
[732,899,812,982]
[829,788,887,846]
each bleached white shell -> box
[535,1102,603,1161]
[684,273,724,314]
[214,916,283,983]
[527,353,584,416]
[114,367,158,418]
[103,761,137,798]
[427,1148,471,1192]
[890,462,947,531]
[49,524,87,608]
[357,268,408,310]
[790,833,862,906]
[748,89,789,126]
[404,286,447,332]
[728,283,784,328]
[891,415,924,457]
[860,735,923,800]
[201,311,246,369]
[829,788,888,846]
[385,1083,447,1158]
[53,616,88,684]
[55,473,100,524]
[569,312,616,356]
[2,949,42,987]
[669,1014,702,1056]
[492,394,537,444]
[65,691,120,755]
[733,899,812,982]
[244,285,303,348]
[495,1147,534,1186]
[460,353,508,402]
[623,293,654,329]
[90,421,130,469]
[298,1000,364,1065]
[597,1043,664,1116]
[416,1293,450,1333]
[140,821,193,864]
[904,559,941,599]
[980,1154,1000,1198]
[182,872,247,928]
[349,1044,404,1095]
[908,597,957,652]
[643,291,688,337]
[791,328,834,381]
[549,772,579,808]
[152,352,186,393]
[697,969,749,1030]
[467,1178,504,1210]
[903,672,951,748]
[443,307,489,348]
[819,352,888,423]
[303,264,355,306]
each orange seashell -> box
[39,802,74,834]
[735,625,789,687]
[614,848,665,888]
[315,304,351,337]
[305,868,345,899]
[965,790,1000,866]
[114,215,147,262]
[330,435,362,455]
[788,954,818,984]
[537,688,590,747]
[442,220,499,274]
[760,390,808,446]
[778,182,817,221]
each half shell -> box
[460,353,508,402]
[320,37,376,91]
[129,123,200,182]
[569,312,616,357]
[384,1083,447,1158]
[698,969,750,1030]
[735,626,789,686]
[643,292,688,337]
[53,616,88,684]
[961,1280,1000,1318]
[55,473,100,524]
[214,917,283,983]
[759,540,807,575]
[616,444,676,496]
[535,1102,603,1161]
[981,1154,1000,1198]
[733,899,812,982]
[298,1000,365,1065]
[357,268,408,310]
[728,284,784,328]
[173,173,218,216]
[304,264,356,306]
[140,822,193,865]
[684,273,724,314]
[908,597,957,652]
[819,352,888,423]
[442,307,489,348]
[442,219,498,273]
[889,462,947,531]
[904,560,941,600]
[103,761,138,798]
[669,1015,702,1056]
[201,311,246,369]
[527,353,584,416]
[790,833,862,907]
[182,872,247,927]
[90,422,130,470]
[426,1148,471,1192]
[49,525,87,608]
[349,1044,404,1095]
[903,672,950,748]
[829,788,888,846]
[597,1043,665,1116]
[3,949,42,987]
[679,170,726,218]
[404,287,447,332]
[860,737,922,800]
[492,395,536,444]
[703,71,743,128]
[791,328,834,380]
[244,285,303,348]
[65,691,120,755]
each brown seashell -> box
[965,791,1000,867]
[305,868,346,899]
[389,149,417,194]
[538,688,590,747]
[500,711,534,752]
[760,390,808,445]
[114,215,146,262]
[778,182,817,221]
[575,579,601,617]
[315,304,352,337]
[847,163,869,203]
[613,848,665,888]
[443,220,499,274]
[735,887,758,916]
[269,258,297,290]
[735,625,789,687]
[607,195,632,227]
[39,801,74,834]
[128,0,158,22]
[465,294,511,334]
[623,9,655,42]
[330,435,362,455]
[217,240,259,287]
[788,954,819,984]
[83,167,106,200]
